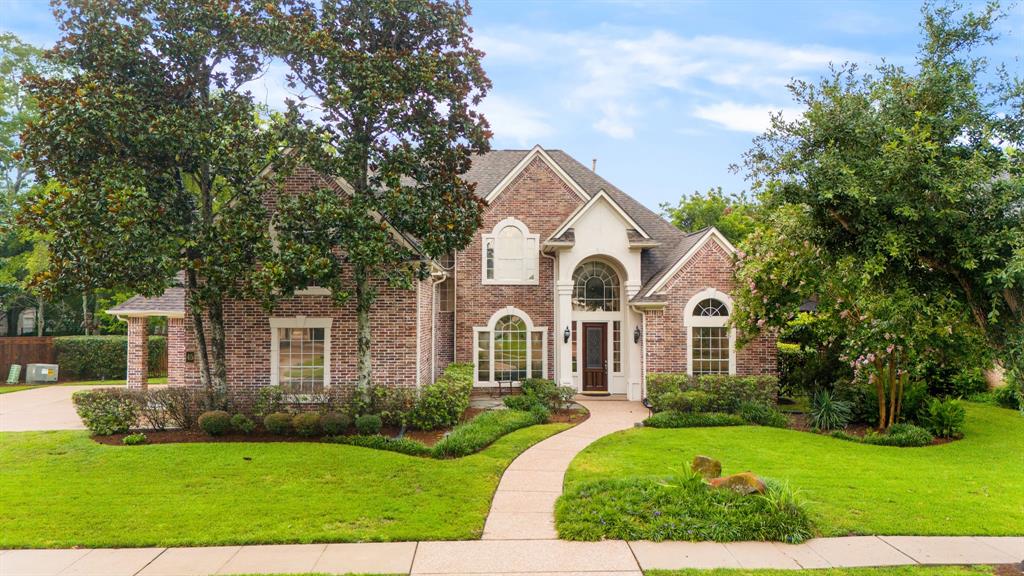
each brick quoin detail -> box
[644,240,776,376]
[126,317,149,389]
[453,157,585,377]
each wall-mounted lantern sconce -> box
[633,326,642,344]
[563,326,571,343]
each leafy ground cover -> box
[0,423,568,548]
[561,403,1023,537]
[647,567,1001,576]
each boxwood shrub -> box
[198,410,232,436]
[72,388,138,435]
[263,412,293,435]
[647,373,778,413]
[55,335,167,381]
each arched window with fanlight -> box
[572,261,620,312]
[474,308,546,384]
[684,289,735,375]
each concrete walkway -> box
[2,537,1021,575]
[0,385,98,431]
[483,398,647,539]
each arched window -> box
[684,290,734,376]
[483,218,538,284]
[474,308,546,384]
[572,262,620,312]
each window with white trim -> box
[270,318,332,395]
[482,219,538,284]
[572,261,620,311]
[474,309,546,383]
[684,291,735,376]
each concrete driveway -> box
[0,385,111,431]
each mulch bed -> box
[784,412,956,445]
[994,564,1023,576]
[92,406,589,446]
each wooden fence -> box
[0,337,56,383]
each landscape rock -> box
[709,472,767,495]
[690,455,722,479]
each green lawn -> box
[564,403,1023,537]
[0,376,167,394]
[648,568,998,576]
[0,385,35,394]
[0,423,569,549]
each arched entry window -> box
[684,289,735,375]
[572,262,620,311]
[474,308,546,384]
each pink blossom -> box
[757,318,766,328]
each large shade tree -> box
[264,0,491,388]
[734,1,1024,421]
[21,0,288,402]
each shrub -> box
[325,434,431,457]
[432,409,544,458]
[230,413,256,435]
[254,386,285,417]
[198,410,232,436]
[529,403,551,424]
[643,411,746,428]
[156,387,203,430]
[659,390,713,413]
[647,373,777,413]
[263,412,293,435]
[861,423,934,447]
[899,380,931,423]
[809,389,851,431]
[921,397,966,438]
[320,412,351,435]
[54,335,166,380]
[72,388,138,435]
[370,386,418,427]
[130,389,170,430]
[122,432,147,446]
[409,363,473,430]
[292,412,322,437]
[355,414,383,435]
[948,368,989,397]
[503,394,541,411]
[738,401,789,428]
[993,384,1022,410]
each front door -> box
[582,322,608,392]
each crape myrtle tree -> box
[733,1,1023,425]
[21,0,289,403]
[263,0,491,389]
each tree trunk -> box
[81,290,95,335]
[36,300,44,336]
[873,359,887,431]
[354,263,373,393]
[207,295,229,409]
[186,270,213,398]
[887,357,898,428]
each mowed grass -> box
[0,423,569,549]
[0,385,36,394]
[0,376,167,394]
[565,403,1023,536]
[647,567,1000,576]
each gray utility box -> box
[26,363,59,383]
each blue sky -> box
[5,0,1022,211]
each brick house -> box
[109,145,776,402]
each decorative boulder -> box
[709,472,767,495]
[691,455,722,479]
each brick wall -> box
[644,239,776,376]
[126,317,148,389]
[166,317,185,386]
[417,278,433,386]
[435,310,454,377]
[453,157,584,378]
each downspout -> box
[430,268,448,384]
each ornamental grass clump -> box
[809,389,852,431]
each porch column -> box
[625,280,643,401]
[556,280,574,387]
[127,316,149,389]
[166,317,184,386]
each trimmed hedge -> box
[647,373,778,413]
[643,411,746,428]
[72,388,138,435]
[55,335,167,381]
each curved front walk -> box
[482,398,647,540]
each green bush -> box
[921,397,966,438]
[503,394,541,411]
[292,412,322,437]
[198,410,232,436]
[993,385,1022,410]
[55,335,167,381]
[325,434,432,457]
[432,409,545,458]
[122,432,147,445]
[861,423,934,447]
[230,413,256,435]
[948,368,989,397]
[809,389,852,431]
[254,386,285,417]
[355,414,383,435]
[130,389,169,431]
[155,387,203,430]
[320,412,351,435]
[647,373,777,413]
[899,380,931,423]
[409,363,473,430]
[643,411,746,428]
[555,474,814,543]
[658,389,713,413]
[369,386,418,427]
[72,388,138,435]
[738,401,789,428]
[263,412,293,435]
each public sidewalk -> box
[1,536,1021,575]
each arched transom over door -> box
[572,261,620,312]
[572,261,622,393]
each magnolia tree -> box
[734,2,1023,424]
[262,0,491,389]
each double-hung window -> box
[684,291,735,376]
[270,317,332,396]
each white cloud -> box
[693,101,803,133]
[478,94,554,147]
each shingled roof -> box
[461,148,717,296]
[106,288,186,318]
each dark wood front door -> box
[582,322,608,392]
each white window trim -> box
[683,289,736,376]
[474,306,547,385]
[481,217,540,286]
[270,316,333,400]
